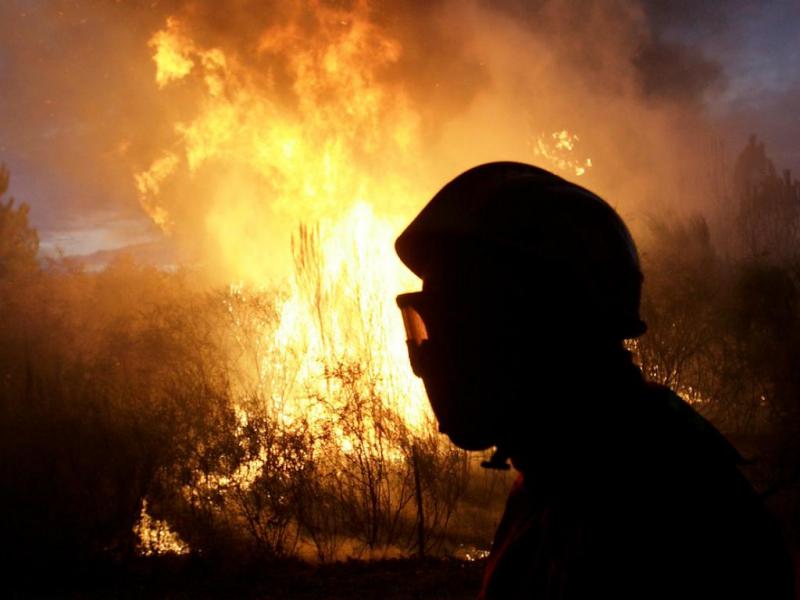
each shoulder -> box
[596,384,793,597]
[634,382,743,468]
[607,382,761,541]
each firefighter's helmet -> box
[396,162,646,340]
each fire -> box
[137,6,429,431]
[533,129,593,177]
[134,152,178,232]
[134,499,190,556]
[149,18,196,88]
[136,6,595,438]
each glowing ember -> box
[134,499,190,556]
[533,130,593,177]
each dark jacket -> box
[479,381,794,599]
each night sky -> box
[0,0,797,257]
[648,0,800,170]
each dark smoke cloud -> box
[643,0,800,176]
[633,39,725,104]
[486,0,728,105]
[640,0,733,32]
[632,0,743,104]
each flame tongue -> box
[138,7,422,277]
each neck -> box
[501,343,644,482]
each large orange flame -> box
[136,4,592,434]
[138,5,430,429]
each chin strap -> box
[481,447,511,470]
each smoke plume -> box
[0,0,736,273]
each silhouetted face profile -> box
[399,252,508,450]
[395,162,645,452]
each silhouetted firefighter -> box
[395,162,794,599]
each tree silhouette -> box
[733,135,800,261]
[0,165,39,278]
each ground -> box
[8,557,486,599]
